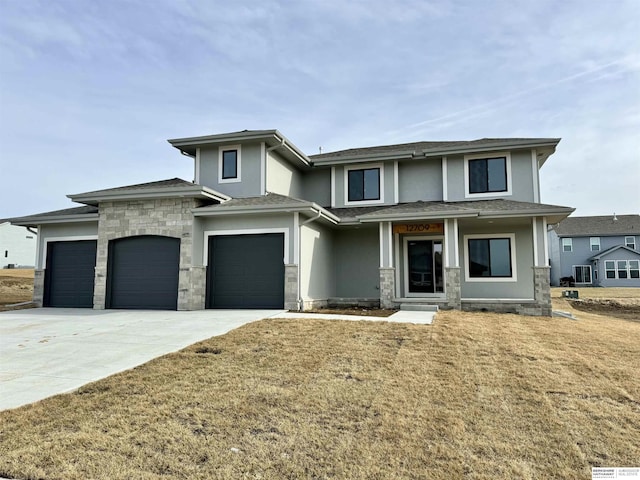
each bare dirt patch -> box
[0,269,34,310]
[1,310,638,479]
[303,307,397,317]
[551,287,640,321]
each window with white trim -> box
[464,152,511,198]
[605,260,616,279]
[617,260,628,279]
[344,163,384,205]
[218,145,241,183]
[590,237,600,251]
[625,236,636,250]
[630,260,640,279]
[562,238,573,252]
[464,233,517,281]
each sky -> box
[0,0,638,218]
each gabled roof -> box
[339,199,573,224]
[589,245,640,261]
[552,214,640,237]
[310,137,560,166]
[192,193,339,223]
[9,206,99,226]
[168,129,311,169]
[68,178,230,205]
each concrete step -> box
[399,303,439,312]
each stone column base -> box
[33,269,45,307]
[532,266,552,317]
[285,264,299,311]
[445,267,461,310]
[379,267,396,309]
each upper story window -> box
[590,237,600,251]
[562,238,573,252]
[344,163,384,205]
[464,233,517,282]
[625,236,636,249]
[464,152,512,198]
[218,145,241,183]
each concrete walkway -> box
[0,308,434,411]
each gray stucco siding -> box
[300,221,335,304]
[302,168,331,207]
[198,142,262,198]
[398,160,443,202]
[458,222,535,299]
[332,226,380,298]
[36,222,99,269]
[266,150,304,199]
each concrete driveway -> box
[0,308,283,410]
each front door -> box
[406,239,444,295]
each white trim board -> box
[202,228,289,266]
[41,236,98,269]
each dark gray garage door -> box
[44,240,97,308]
[207,233,284,309]
[107,235,180,310]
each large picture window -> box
[464,153,511,197]
[464,234,517,281]
[345,165,382,203]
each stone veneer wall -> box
[444,267,461,310]
[379,267,396,309]
[93,198,205,311]
[285,264,299,310]
[32,269,45,307]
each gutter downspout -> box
[27,227,38,235]
[297,210,323,310]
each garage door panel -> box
[44,240,97,308]
[107,236,180,310]
[207,234,284,309]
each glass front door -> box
[407,240,443,294]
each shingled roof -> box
[552,215,640,236]
[310,137,560,163]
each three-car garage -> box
[42,233,285,310]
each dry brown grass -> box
[0,269,34,308]
[1,306,639,479]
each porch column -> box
[379,221,396,309]
[444,218,461,310]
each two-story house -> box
[548,215,640,287]
[10,129,574,315]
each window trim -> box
[464,152,512,199]
[630,260,640,279]
[344,163,385,206]
[562,237,573,252]
[218,144,241,184]
[463,233,517,282]
[605,260,616,279]
[590,237,600,251]
[625,236,636,250]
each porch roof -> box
[330,199,574,224]
[589,245,640,261]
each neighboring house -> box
[10,129,574,315]
[0,219,37,268]
[548,215,640,287]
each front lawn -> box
[0,306,638,479]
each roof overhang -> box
[312,138,561,166]
[10,212,99,227]
[193,202,339,224]
[68,185,230,206]
[168,130,311,169]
